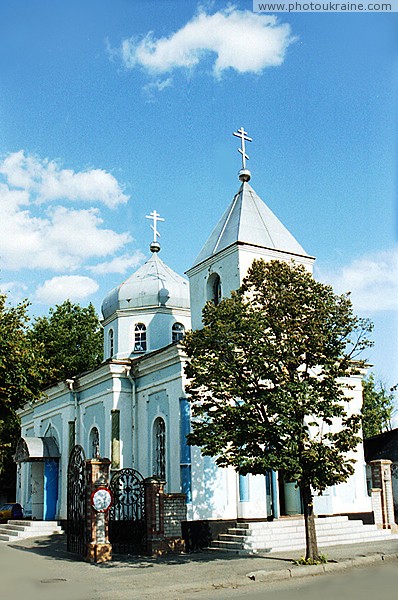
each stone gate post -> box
[370,459,396,530]
[85,458,112,563]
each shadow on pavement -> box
[7,534,295,569]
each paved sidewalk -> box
[1,534,398,600]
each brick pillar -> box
[370,460,396,530]
[371,488,383,526]
[144,477,165,556]
[85,458,112,563]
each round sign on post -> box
[91,486,113,513]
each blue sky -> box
[0,2,397,391]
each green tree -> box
[0,295,47,483]
[184,259,373,561]
[29,300,103,388]
[361,373,396,439]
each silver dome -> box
[102,253,190,320]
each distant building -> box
[364,428,398,519]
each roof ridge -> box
[213,187,242,256]
[190,181,311,269]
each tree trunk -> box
[300,483,320,561]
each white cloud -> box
[316,248,398,313]
[88,251,146,275]
[0,198,131,271]
[121,8,295,79]
[35,276,99,304]
[0,153,132,272]
[0,150,129,208]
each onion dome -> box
[101,252,190,320]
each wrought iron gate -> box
[109,468,146,554]
[67,445,86,556]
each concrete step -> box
[237,516,349,530]
[210,532,398,555]
[9,520,60,528]
[210,516,398,554]
[234,518,366,534]
[0,520,63,542]
[238,531,398,551]
[226,521,368,538]
[269,533,398,553]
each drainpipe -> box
[125,366,136,467]
[66,379,79,444]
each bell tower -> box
[186,128,315,330]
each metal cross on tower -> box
[233,127,252,170]
[146,210,165,242]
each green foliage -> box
[361,373,396,439]
[294,554,328,565]
[185,260,372,491]
[0,295,47,478]
[184,259,373,559]
[29,300,103,388]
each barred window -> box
[172,322,185,343]
[134,323,147,352]
[153,417,166,480]
[108,328,114,358]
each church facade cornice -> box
[186,239,315,277]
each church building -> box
[15,129,371,526]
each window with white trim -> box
[134,323,147,352]
[172,322,185,343]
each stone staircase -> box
[210,516,398,554]
[0,520,63,542]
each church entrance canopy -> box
[14,436,60,462]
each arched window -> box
[134,323,147,352]
[89,427,100,459]
[207,273,222,306]
[153,417,166,480]
[108,328,114,358]
[172,322,185,343]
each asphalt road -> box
[188,562,398,600]
[1,534,397,600]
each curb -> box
[246,552,398,583]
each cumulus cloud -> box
[88,251,146,275]
[0,198,131,271]
[0,152,132,272]
[35,276,99,304]
[0,150,129,208]
[121,8,295,79]
[317,248,398,313]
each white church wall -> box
[134,351,186,494]
[237,245,314,279]
[18,395,71,519]
[188,244,314,331]
[237,474,269,519]
[313,372,371,515]
[188,247,241,330]
[116,379,134,471]
[105,308,191,359]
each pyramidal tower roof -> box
[191,127,313,269]
[191,180,312,269]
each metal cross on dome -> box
[233,127,252,170]
[146,210,165,243]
